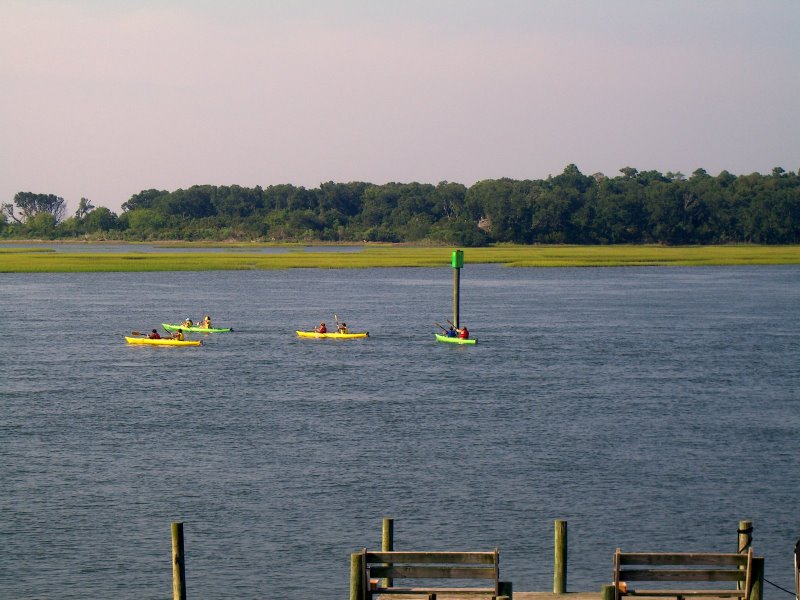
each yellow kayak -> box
[125,336,202,346]
[296,330,369,339]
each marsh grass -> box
[1,245,799,273]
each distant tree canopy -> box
[3,166,800,244]
[2,192,67,225]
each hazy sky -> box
[2,0,799,214]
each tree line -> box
[2,165,799,245]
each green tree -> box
[25,212,58,238]
[8,192,67,223]
[122,189,169,212]
[75,197,95,218]
[84,207,118,232]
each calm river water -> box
[1,265,799,600]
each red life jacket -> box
[458,328,469,339]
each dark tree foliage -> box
[5,192,67,224]
[5,166,800,244]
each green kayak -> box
[163,323,233,333]
[435,333,477,345]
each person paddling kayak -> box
[457,325,470,339]
[168,328,185,341]
[147,329,161,339]
[337,322,348,333]
[315,322,327,333]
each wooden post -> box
[748,556,764,600]
[171,522,187,600]
[498,580,513,599]
[453,264,460,328]
[737,520,752,591]
[601,584,616,600]
[350,551,366,600]
[737,520,752,553]
[794,539,799,600]
[451,249,463,328]
[554,519,567,593]
[382,517,394,588]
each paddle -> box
[131,331,147,337]
[434,322,448,332]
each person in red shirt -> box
[457,325,469,339]
[315,322,327,333]
[147,329,161,339]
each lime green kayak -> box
[163,323,232,333]
[435,333,477,345]
[125,336,202,346]
[296,330,369,339]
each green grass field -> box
[1,244,799,273]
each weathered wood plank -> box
[626,590,746,597]
[373,586,496,594]
[619,554,747,567]
[366,552,496,564]
[370,565,497,579]
[621,570,745,582]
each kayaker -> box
[446,326,457,337]
[147,329,161,339]
[315,322,327,333]
[337,322,348,333]
[200,315,212,328]
[182,318,193,328]
[169,328,185,341]
[457,325,470,339]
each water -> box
[0,242,363,253]
[1,265,799,600]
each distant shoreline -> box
[2,244,799,272]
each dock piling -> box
[350,550,365,600]
[171,522,187,600]
[382,517,394,588]
[554,519,567,593]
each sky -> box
[2,0,799,214]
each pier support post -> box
[737,519,752,591]
[171,522,187,600]
[554,519,567,593]
[737,519,752,553]
[382,517,394,588]
[749,556,764,600]
[601,584,616,600]
[498,580,513,599]
[350,551,366,600]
